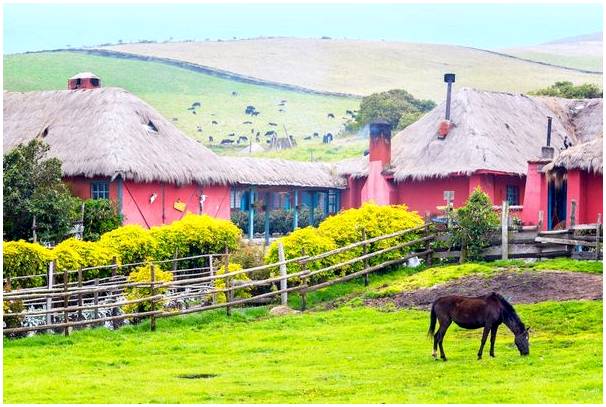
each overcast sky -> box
[4,3,603,54]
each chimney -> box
[541,116,555,159]
[68,72,101,90]
[368,120,392,167]
[443,73,456,120]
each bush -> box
[213,263,252,303]
[52,238,117,279]
[122,264,173,317]
[451,187,499,261]
[82,199,122,241]
[3,296,25,337]
[317,203,424,269]
[530,81,602,99]
[265,227,338,284]
[98,224,158,267]
[3,240,53,288]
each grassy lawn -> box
[4,52,361,161]
[3,300,602,403]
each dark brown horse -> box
[428,292,529,360]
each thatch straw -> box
[222,157,347,188]
[4,88,233,185]
[333,156,368,179]
[388,88,602,182]
[543,137,603,175]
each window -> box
[90,78,100,87]
[91,181,110,200]
[506,185,519,206]
[327,190,338,214]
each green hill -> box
[101,37,602,99]
[4,52,362,159]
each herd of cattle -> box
[170,91,358,149]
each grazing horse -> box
[428,292,529,361]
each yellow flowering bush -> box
[3,240,53,288]
[213,263,252,303]
[122,264,173,316]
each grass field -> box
[4,52,361,160]
[103,37,602,99]
[3,260,603,403]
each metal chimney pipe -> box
[546,116,552,147]
[444,73,456,120]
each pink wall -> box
[583,171,603,224]
[341,177,364,210]
[395,176,469,216]
[569,170,603,225]
[361,161,393,206]
[64,176,230,228]
[521,161,550,229]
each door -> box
[547,180,567,230]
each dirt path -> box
[366,271,603,310]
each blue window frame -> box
[91,181,110,200]
[506,185,519,206]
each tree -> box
[450,187,499,262]
[3,139,81,243]
[82,199,122,241]
[530,81,602,99]
[354,89,436,131]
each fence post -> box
[46,261,54,332]
[209,255,217,305]
[362,229,369,287]
[77,268,83,320]
[63,268,69,336]
[596,214,602,260]
[278,242,288,305]
[570,200,577,228]
[538,210,544,231]
[172,249,179,272]
[501,201,509,260]
[150,263,157,332]
[299,249,308,311]
[224,247,232,316]
[111,256,118,323]
[425,223,433,266]
[93,278,99,322]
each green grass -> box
[3,300,602,403]
[4,52,360,160]
[503,50,602,73]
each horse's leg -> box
[477,325,490,360]
[489,325,498,357]
[437,319,451,361]
[433,332,439,359]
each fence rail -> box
[3,224,432,336]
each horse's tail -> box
[427,302,437,338]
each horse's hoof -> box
[490,354,495,358]
[477,356,482,360]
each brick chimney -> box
[67,72,101,90]
[368,120,392,167]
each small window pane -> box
[91,181,109,200]
[506,185,519,206]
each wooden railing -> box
[3,224,433,336]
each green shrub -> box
[98,224,158,267]
[317,203,424,269]
[213,263,253,303]
[2,240,53,288]
[52,238,117,279]
[82,199,122,241]
[3,296,26,337]
[122,264,173,317]
[265,227,338,284]
[451,188,500,262]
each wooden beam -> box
[535,236,597,247]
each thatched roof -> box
[222,156,347,189]
[333,156,368,179]
[69,72,100,80]
[543,137,603,174]
[3,88,232,185]
[388,88,603,181]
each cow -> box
[197,127,203,132]
[322,133,334,144]
[255,136,260,142]
[251,111,260,116]
[192,102,201,108]
[238,136,249,143]
[212,120,218,125]
[228,133,235,137]
[327,113,335,119]
[192,110,197,115]
[304,135,312,140]
[220,139,234,145]
[172,117,178,121]
[245,105,256,115]
[232,91,238,96]
[278,109,285,112]
[208,136,214,143]
[243,121,253,124]
[265,130,277,136]
[313,132,319,137]
[346,110,353,115]
[268,122,278,126]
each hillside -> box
[3,52,361,160]
[502,32,603,72]
[101,37,602,99]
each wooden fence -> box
[3,224,433,336]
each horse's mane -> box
[494,293,525,330]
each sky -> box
[3,3,603,54]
